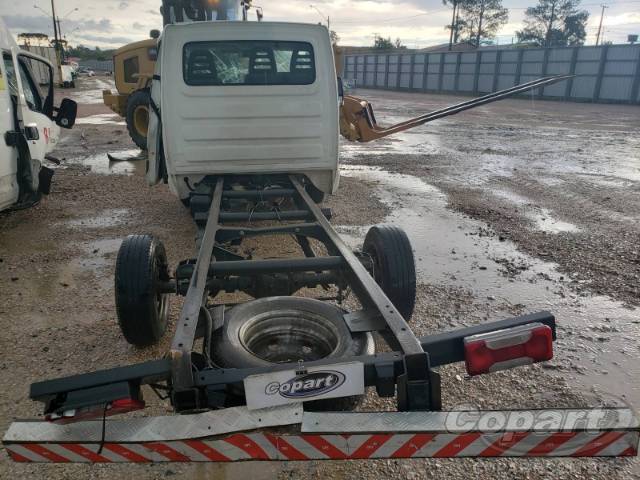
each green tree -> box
[394,38,406,49]
[516,0,589,47]
[330,30,340,45]
[373,35,394,50]
[458,0,508,47]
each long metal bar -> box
[290,176,424,355]
[29,311,556,410]
[210,257,344,275]
[222,188,296,199]
[219,210,326,222]
[30,359,171,400]
[368,74,573,135]
[217,223,324,243]
[170,178,224,391]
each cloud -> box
[76,33,134,45]
[1,0,638,48]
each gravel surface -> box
[0,78,638,479]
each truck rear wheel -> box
[126,90,150,150]
[363,225,416,321]
[212,297,374,411]
[115,234,170,346]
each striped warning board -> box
[4,408,639,463]
[5,431,638,462]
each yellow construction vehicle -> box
[103,35,158,150]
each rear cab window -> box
[183,40,315,86]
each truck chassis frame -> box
[5,173,639,462]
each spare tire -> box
[125,90,150,150]
[212,297,374,410]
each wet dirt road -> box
[0,78,639,479]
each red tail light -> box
[464,323,553,376]
[45,398,145,424]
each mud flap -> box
[146,88,165,186]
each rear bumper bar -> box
[29,311,556,413]
[4,406,638,462]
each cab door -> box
[0,51,20,209]
[9,48,59,185]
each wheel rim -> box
[364,246,382,285]
[156,292,169,322]
[133,105,149,137]
[239,309,340,363]
[154,254,169,324]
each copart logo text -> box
[265,371,345,399]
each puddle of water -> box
[493,189,580,234]
[341,164,640,407]
[65,150,145,176]
[63,209,131,229]
[75,113,126,126]
[340,130,444,160]
[533,209,580,233]
[70,77,116,104]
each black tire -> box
[212,297,374,411]
[363,225,416,321]
[115,234,170,346]
[125,90,150,150]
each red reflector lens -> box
[464,323,553,376]
[45,397,145,424]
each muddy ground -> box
[0,77,638,479]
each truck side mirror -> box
[337,77,344,100]
[55,98,78,129]
[150,29,160,39]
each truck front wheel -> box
[126,90,150,150]
[115,234,170,346]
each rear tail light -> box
[45,398,145,424]
[464,322,553,376]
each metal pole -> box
[595,4,608,46]
[448,0,457,51]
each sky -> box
[1,0,639,50]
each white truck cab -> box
[147,21,339,202]
[0,17,77,211]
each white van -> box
[147,22,339,202]
[0,18,77,211]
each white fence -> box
[344,44,640,104]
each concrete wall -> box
[344,44,640,105]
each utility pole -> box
[544,0,556,47]
[595,4,608,46]
[453,11,461,44]
[448,0,458,50]
[310,5,330,30]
